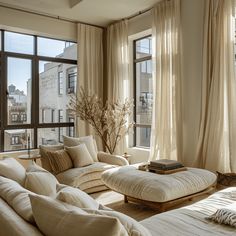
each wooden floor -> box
[91,189,216,221]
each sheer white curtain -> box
[149,0,183,161]
[76,23,104,146]
[106,20,129,154]
[195,0,236,172]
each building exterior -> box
[5,44,77,151]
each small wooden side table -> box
[18,154,41,164]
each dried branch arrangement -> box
[68,88,134,154]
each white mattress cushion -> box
[102,165,217,202]
[141,187,236,236]
[56,162,116,187]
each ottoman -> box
[101,164,217,211]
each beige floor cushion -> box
[0,157,26,185]
[30,194,128,236]
[141,187,236,236]
[102,165,217,202]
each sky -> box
[5,32,72,94]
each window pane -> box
[39,61,77,123]
[136,60,153,125]
[4,129,34,151]
[136,127,151,148]
[136,37,152,59]
[7,57,32,125]
[5,32,34,55]
[37,37,77,60]
[38,127,74,146]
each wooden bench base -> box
[123,183,216,212]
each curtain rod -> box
[126,7,152,21]
[0,3,105,29]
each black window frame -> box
[133,35,152,148]
[0,29,77,152]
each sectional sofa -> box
[0,157,236,236]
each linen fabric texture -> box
[65,143,94,167]
[46,149,73,174]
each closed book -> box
[150,159,183,169]
[148,164,184,171]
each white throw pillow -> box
[207,202,236,227]
[65,144,94,167]
[56,184,99,209]
[0,157,26,185]
[25,163,59,197]
[0,176,35,223]
[29,194,128,236]
[63,135,98,162]
[84,208,152,236]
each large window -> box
[0,30,77,151]
[133,36,153,148]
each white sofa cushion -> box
[30,194,128,236]
[0,176,35,223]
[56,184,99,209]
[63,135,98,162]
[85,208,151,236]
[65,144,94,167]
[25,163,59,197]
[0,157,26,185]
[56,162,116,187]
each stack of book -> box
[148,159,186,174]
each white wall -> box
[0,6,77,41]
[127,0,205,164]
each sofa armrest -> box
[97,151,129,166]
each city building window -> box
[0,30,77,151]
[58,71,63,95]
[67,68,77,94]
[68,117,74,137]
[133,36,153,148]
[11,114,18,122]
[11,136,20,145]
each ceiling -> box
[0,0,160,27]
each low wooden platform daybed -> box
[102,164,217,211]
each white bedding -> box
[102,165,217,202]
[141,187,236,236]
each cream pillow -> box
[207,202,236,227]
[46,149,73,174]
[84,209,152,236]
[0,157,26,185]
[0,176,35,223]
[56,184,99,209]
[29,194,128,236]
[65,144,94,167]
[25,163,59,197]
[63,135,98,162]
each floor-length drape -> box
[76,23,104,148]
[195,0,236,172]
[149,0,183,162]
[106,20,129,154]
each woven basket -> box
[217,171,236,186]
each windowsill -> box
[0,149,39,156]
[128,146,150,151]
